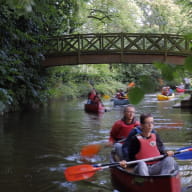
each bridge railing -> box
[44,33,191,56]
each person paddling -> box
[87,88,96,104]
[107,105,140,159]
[120,113,178,176]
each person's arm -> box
[156,133,175,156]
[128,136,140,161]
[156,133,166,154]
[122,129,137,160]
[109,121,121,144]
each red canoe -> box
[84,103,105,113]
[176,87,185,93]
[110,153,181,192]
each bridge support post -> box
[78,34,81,64]
[120,33,124,63]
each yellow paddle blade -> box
[103,95,110,99]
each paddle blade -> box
[80,144,102,157]
[64,164,101,182]
[103,95,110,99]
[128,82,135,87]
[174,146,192,160]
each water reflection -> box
[0,94,191,192]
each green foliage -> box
[0,88,13,105]
[128,87,145,105]
[1,0,192,112]
[184,56,192,72]
[154,62,182,81]
[0,2,53,111]
[95,81,125,96]
[49,82,80,99]
[77,0,192,34]
[0,0,93,112]
[139,75,156,93]
[46,64,126,98]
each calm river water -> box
[0,93,192,192]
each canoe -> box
[84,103,105,113]
[110,152,181,192]
[176,87,185,93]
[113,98,129,105]
[157,93,175,101]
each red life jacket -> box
[135,133,161,164]
[109,120,140,143]
[88,93,96,101]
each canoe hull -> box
[176,88,185,93]
[157,94,175,101]
[84,103,105,113]
[110,154,181,192]
[113,99,129,105]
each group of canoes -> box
[85,88,129,113]
[83,104,186,192]
[85,86,179,112]
[157,85,187,101]
[85,84,188,111]
[85,82,136,113]
[65,90,192,192]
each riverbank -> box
[0,81,126,115]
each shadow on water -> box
[0,94,192,191]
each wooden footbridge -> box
[42,33,192,67]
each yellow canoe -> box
[157,93,175,101]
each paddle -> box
[65,155,164,182]
[65,146,192,182]
[80,143,103,157]
[80,139,126,157]
[174,146,192,160]
[103,95,110,100]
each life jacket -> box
[116,92,125,99]
[116,92,121,99]
[110,120,139,143]
[87,91,97,104]
[135,133,160,164]
[93,95,101,104]
[88,93,96,100]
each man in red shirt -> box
[108,105,140,159]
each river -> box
[0,93,192,192]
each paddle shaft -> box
[65,147,192,182]
[94,147,192,168]
[80,138,126,157]
[94,155,164,168]
[66,154,166,181]
[174,148,191,155]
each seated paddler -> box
[120,113,178,176]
